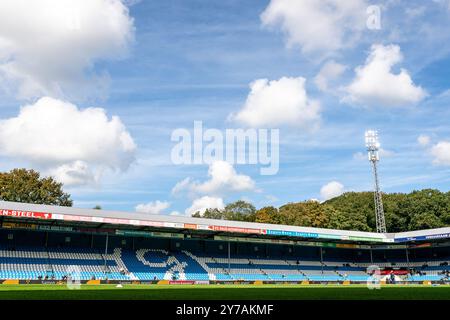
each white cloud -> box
[122,0,142,6]
[431,141,450,166]
[49,160,97,187]
[171,177,192,195]
[379,148,395,158]
[135,201,170,215]
[173,161,255,196]
[314,60,347,91]
[418,134,431,147]
[232,77,320,128]
[345,44,427,107]
[320,181,344,201]
[0,96,136,186]
[432,0,450,10]
[185,196,225,216]
[265,194,279,203]
[0,0,134,99]
[261,0,368,56]
[405,6,426,19]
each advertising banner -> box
[395,233,450,242]
[0,209,52,220]
[1,222,38,230]
[169,280,195,285]
[209,225,261,234]
[151,232,184,239]
[116,230,184,239]
[348,236,385,242]
[140,220,165,227]
[266,229,319,238]
[164,222,185,229]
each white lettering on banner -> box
[0,209,52,219]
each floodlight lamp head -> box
[365,130,380,151]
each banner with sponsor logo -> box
[38,225,73,232]
[169,280,195,285]
[214,236,380,249]
[115,230,184,239]
[348,236,386,242]
[371,244,407,250]
[409,242,432,248]
[1,222,38,230]
[209,225,261,234]
[395,233,450,242]
[0,209,52,220]
[265,229,319,238]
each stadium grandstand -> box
[0,200,449,285]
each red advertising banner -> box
[0,209,52,220]
[184,223,197,229]
[410,243,432,248]
[169,280,195,285]
[380,270,409,275]
[209,225,261,234]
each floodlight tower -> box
[365,130,387,233]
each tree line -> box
[0,169,448,232]
[193,189,450,232]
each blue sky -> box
[0,0,449,215]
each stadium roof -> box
[1,200,449,244]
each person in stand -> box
[390,271,395,284]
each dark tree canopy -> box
[0,168,72,206]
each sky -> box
[0,0,449,216]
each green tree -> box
[223,201,256,222]
[0,168,72,206]
[278,201,330,228]
[409,212,444,230]
[255,206,279,224]
[382,193,408,232]
[190,189,450,232]
[326,207,371,231]
[324,192,373,231]
[397,189,449,231]
[202,208,225,219]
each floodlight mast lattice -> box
[365,130,387,233]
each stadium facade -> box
[0,201,449,284]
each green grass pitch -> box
[1,284,450,300]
